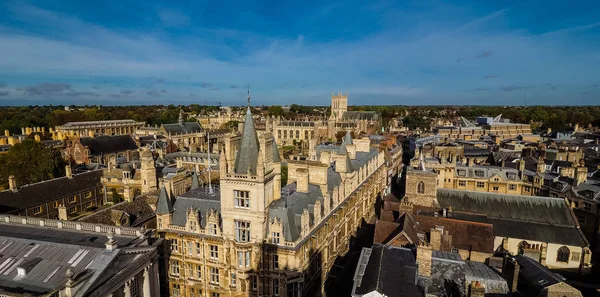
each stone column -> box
[143,266,152,297]
[123,280,132,297]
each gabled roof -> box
[161,122,202,135]
[234,108,260,174]
[0,170,103,213]
[191,171,200,190]
[341,111,381,121]
[80,135,138,156]
[437,189,574,226]
[353,244,422,296]
[155,186,173,214]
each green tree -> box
[281,165,288,187]
[268,106,284,117]
[111,188,122,204]
[0,139,66,189]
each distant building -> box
[65,135,139,165]
[0,213,162,297]
[54,119,144,139]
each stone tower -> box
[331,91,348,120]
[219,104,281,244]
[140,147,157,193]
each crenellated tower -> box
[331,91,348,120]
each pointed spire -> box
[191,170,199,190]
[234,99,260,174]
[156,186,174,214]
[343,130,353,145]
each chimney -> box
[58,205,68,220]
[575,164,588,187]
[66,165,73,179]
[468,281,486,297]
[547,127,552,135]
[8,175,17,192]
[430,226,443,250]
[21,127,25,135]
[3,130,8,137]
[536,157,545,174]
[296,168,309,193]
[503,257,520,293]
[34,134,41,142]
[416,244,432,277]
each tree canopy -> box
[0,139,66,189]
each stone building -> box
[65,135,139,165]
[403,167,592,274]
[0,166,104,220]
[159,110,204,149]
[101,147,159,202]
[54,119,144,139]
[155,103,388,297]
[0,213,162,297]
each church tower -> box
[140,147,157,193]
[331,91,348,120]
[219,93,280,245]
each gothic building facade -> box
[156,102,388,297]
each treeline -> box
[0,105,215,135]
[1,105,599,135]
[352,105,600,131]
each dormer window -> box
[475,170,484,177]
[457,170,466,177]
[272,232,280,245]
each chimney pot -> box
[8,175,17,192]
[66,165,73,179]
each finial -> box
[247,85,251,108]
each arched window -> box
[557,246,570,263]
[417,181,425,194]
[517,241,529,255]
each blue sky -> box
[0,0,599,106]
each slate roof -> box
[268,147,379,243]
[0,221,158,297]
[353,244,423,297]
[341,111,381,121]
[155,186,173,214]
[80,135,138,156]
[171,187,221,228]
[436,189,589,247]
[513,255,565,295]
[78,194,156,227]
[464,261,509,295]
[161,122,202,135]
[234,108,260,174]
[0,170,103,213]
[437,189,574,225]
[269,183,323,242]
